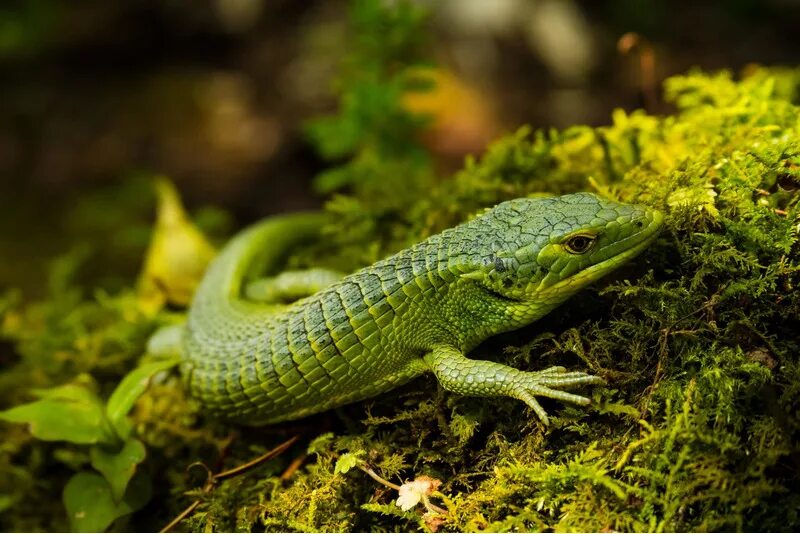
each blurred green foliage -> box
[0,0,58,59]
[0,342,178,531]
[302,0,435,272]
[306,0,431,194]
[2,0,800,532]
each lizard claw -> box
[512,368,605,425]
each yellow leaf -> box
[137,178,216,313]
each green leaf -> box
[63,471,151,532]
[105,358,180,437]
[30,381,101,403]
[0,381,114,445]
[0,494,16,513]
[90,438,147,502]
[334,451,365,474]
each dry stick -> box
[357,464,401,491]
[422,495,448,516]
[216,435,299,480]
[160,501,201,534]
[160,435,300,533]
[280,453,308,482]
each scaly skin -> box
[180,193,663,425]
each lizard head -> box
[462,192,663,308]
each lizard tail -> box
[188,212,329,339]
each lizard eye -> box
[564,234,596,254]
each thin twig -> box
[216,435,299,480]
[280,453,308,481]
[422,495,448,515]
[357,463,449,518]
[357,464,402,491]
[160,500,200,534]
[160,435,300,533]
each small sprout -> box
[334,451,366,475]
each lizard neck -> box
[362,234,528,353]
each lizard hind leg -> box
[423,345,604,426]
[244,268,345,304]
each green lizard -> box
[159,192,663,426]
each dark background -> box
[1,0,799,292]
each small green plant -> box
[0,354,178,531]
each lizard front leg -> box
[424,345,604,425]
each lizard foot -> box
[511,368,605,426]
[425,346,605,427]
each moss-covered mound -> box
[1,5,799,530]
[241,66,800,533]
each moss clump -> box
[2,0,800,531]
